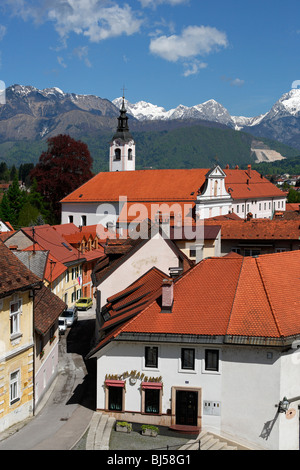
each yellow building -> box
[0,242,42,433]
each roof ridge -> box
[224,256,245,335]
[255,256,283,337]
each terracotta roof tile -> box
[34,285,66,335]
[0,241,42,297]
[21,225,83,265]
[61,167,284,205]
[205,218,300,240]
[89,250,300,356]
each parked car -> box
[75,297,93,311]
[59,306,78,327]
[58,318,67,335]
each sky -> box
[0,0,300,117]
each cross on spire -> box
[121,85,127,99]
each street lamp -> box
[278,397,290,413]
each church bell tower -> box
[109,94,135,172]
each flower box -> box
[141,425,159,437]
[116,421,132,433]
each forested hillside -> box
[0,124,298,173]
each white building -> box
[87,250,300,450]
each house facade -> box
[87,250,300,450]
[0,243,42,432]
[4,225,85,308]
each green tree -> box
[287,187,300,203]
[6,174,26,226]
[0,192,13,222]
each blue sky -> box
[0,0,300,116]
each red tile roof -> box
[34,285,66,335]
[205,218,300,240]
[21,225,83,265]
[61,167,284,205]
[89,250,300,355]
[0,241,42,298]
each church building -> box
[60,97,286,232]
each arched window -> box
[128,148,133,160]
[114,148,121,161]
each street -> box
[0,308,96,450]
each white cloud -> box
[139,0,188,7]
[0,25,6,41]
[230,78,244,87]
[47,1,143,42]
[57,55,67,68]
[3,1,143,42]
[149,25,228,62]
[73,45,92,67]
[183,60,207,77]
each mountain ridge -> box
[0,84,299,173]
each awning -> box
[105,379,125,387]
[142,382,162,389]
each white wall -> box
[98,233,181,308]
[95,340,300,450]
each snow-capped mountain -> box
[114,88,300,149]
[113,97,234,126]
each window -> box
[114,148,121,161]
[232,248,241,254]
[145,389,160,414]
[10,370,20,405]
[72,266,79,280]
[189,248,196,258]
[236,205,239,213]
[145,346,158,368]
[108,386,123,411]
[181,348,195,370]
[10,299,22,336]
[264,203,266,210]
[259,203,261,211]
[65,269,69,283]
[81,215,87,226]
[205,349,219,372]
[68,215,73,223]
[128,149,133,160]
[244,249,260,257]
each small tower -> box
[109,94,135,172]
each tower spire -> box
[109,87,135,172]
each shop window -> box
[145,389,160,414]
[105,380,125,411]
[142,382,162,414]
[108,386,123,411]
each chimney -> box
[161,279,173,313]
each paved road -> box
[0,310,96,450]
